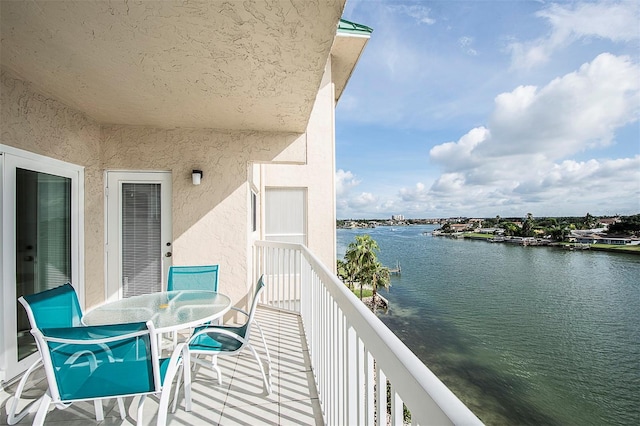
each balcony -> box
[1,241,481,425]
[0,307,321,425]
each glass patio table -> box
[82,290,232,334]
[82,290,231,413]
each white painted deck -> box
[0,307,323,426]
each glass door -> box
[1,148,82,382]
[15,169,72,360]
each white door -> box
[0,148,82,382]
[105,172,172,302]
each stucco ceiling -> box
[0,0,346,132]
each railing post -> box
[346,324,358,425]
[376,367,387,426]
[391,383,403,425]
[366,351,375,426]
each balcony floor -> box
[1,307,323,425]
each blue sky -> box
[335,0,640,219]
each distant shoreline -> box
[437,231,640,255]
[338,222,640,255]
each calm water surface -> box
[337,225,640,425]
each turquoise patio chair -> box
[166,265,220,346]
[180,276,272,397]
[167,264,219,292]
[30,321,185,426]
[8,283,115,424]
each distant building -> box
[598,217,620,228]
[392,214,404,221]
[450,223,469,232]
[469,218,483,226]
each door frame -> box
[0,145,84,382]
[104,171,172,303]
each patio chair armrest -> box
[171,342,186,365]
[188,327,247,345]
[163,341,186,383]
[40,322,149,345]
[229,306,249,317]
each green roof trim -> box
[338,19,373,35]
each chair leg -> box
[93,399,104,422]
[32,392,52,426]
[254,320,272,385]
[161,343,188,419]
[137,395,146,426]
[117,397,126,420]
[171,363,183,413]
[211,355,222,385]
[246,344,271,395]
[183,352,193,412]
[7,358,44,425]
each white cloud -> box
[459,36,478,56]
[390,154,640,217]
[391,5,436,25]
[336,170,385,217]
[399,182,430,202]
[430,173,468,194]
[429,126,489,171]
[335,169,360,197]
[397,53,640,217]
[350,192,379,208]
[509,0,640,69]
[539,0,640,43]
[483,53,640,159]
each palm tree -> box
[337,259,358,290]
[522,213,534,237]
[345,234,380,300]
[366,261,390,312]
[336,259,348,284]
[584,212,596,229]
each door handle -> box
[165,252,172,258]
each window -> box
[264,188,307,244]
[251,190,258,232]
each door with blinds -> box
[106,172,172,302]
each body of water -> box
[337,225,640,425]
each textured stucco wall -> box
[101,126,303,305]
[1,70,104,308]
[262,60,337,268]
[2,69,309,309]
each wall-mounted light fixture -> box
[192,169,203,185]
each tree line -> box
[457,213,640,239]
[339,214,640,238]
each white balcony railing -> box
[253,241,483,426]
